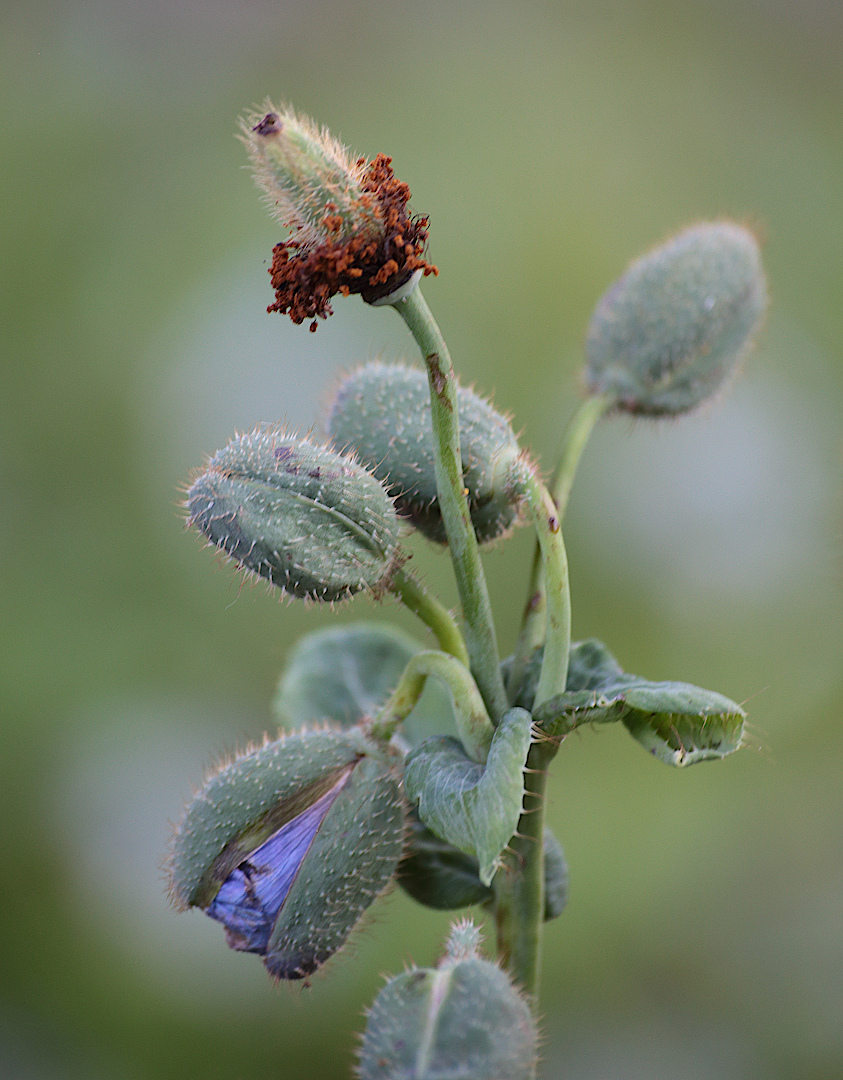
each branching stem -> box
[507,394,610,701]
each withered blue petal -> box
[205,771,350,954]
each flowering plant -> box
[168,101,766,1078]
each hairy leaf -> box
[403,708,532,884]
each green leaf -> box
[503,638,625,710]
[529,639,745,766]
[398,814,569,922]
[403,707,533,885]
[397,809,494,911]
[273,622,455,742]
[619,685,746,766]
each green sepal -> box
[520,639,745,765]
[273,622,455,743]
[403,707,532,885]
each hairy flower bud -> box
[358,920,538,1080]
[185,427,401,602]
[585,221,767,416]
[168,726,404,980]
[241,102,437,329]
[327,362,523,544]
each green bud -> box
[585,221,767,416]
[186,427,401,602]
[168,726,404,980]
[327,362,523,544]
[241,104,436,328]
[358,920,538,1080]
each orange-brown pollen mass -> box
[267,154,438,330]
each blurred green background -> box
[2,1,841,1077]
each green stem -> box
[493,739,554,1002]
[391,287,507,723]
[390,566,470,668]
[509,464,571,709]
[507,394,610,701]
[369,649,494,761]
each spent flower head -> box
[241,102,437,329]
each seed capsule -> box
[168,726,404,980]
[585,221,767,416]
[327,362,522,544]
[358,920,538,1080]
[186,427,401,601]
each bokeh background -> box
[2,1,841,1077]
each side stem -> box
[390,566,470,668]
[368,649,494,761]
[509,463,571,709]
[507,394,610,701]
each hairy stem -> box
[390,566,470,668]
[507,394,610,701]
[493,738,554,1002]
[508,463,571,709]
[391,287,507,723]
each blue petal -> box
[205,772,350,954]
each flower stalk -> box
[507,393,610,701]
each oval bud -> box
[585,221,767,416]
[168,726,404,980]
[358,920,538,1080]
[185,427,401,602]
[327,362,522,544]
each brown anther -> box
[265,152,437,325]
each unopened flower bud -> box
[241,103,437,329]
[327,362,523,544]
[185,427,401,602]
[358,920,538,1080]
[168,726,404,980]
[585,221,767,416]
